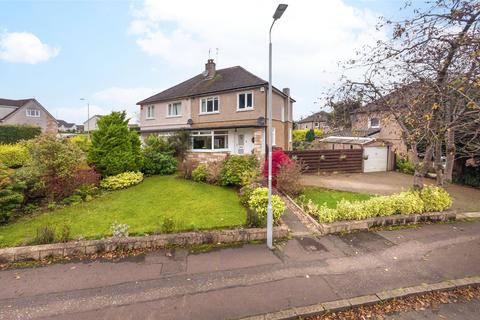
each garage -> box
[316,136,393,173]
[363,146,388,172]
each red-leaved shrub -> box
[44,166,100,200]
[263,148,293,186]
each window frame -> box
[237,91,254,111]
[368,117,380,128]
[191,130,229,151]
[199,96,220,115]
[272,127,276,146]
[288,128,292,143]
[167,102,182,118]
[26,108,40,118]
[146,105,155,119]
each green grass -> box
[300,186,373,208]
[0,175,246,248]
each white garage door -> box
[363,147,388,172]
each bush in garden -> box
[142,152,177,176]
[100,171,144,190]
[391,191,425,214]
[144,134,175,155]
[69,134,92,153]
[88,111,143,177]
[239,181,262,207]
[179,159,198,180]
[247,187,286,225]
[396,155,415,174]
[293,129,323,142]
[263,149,292,186]
[167,130,191,159]
[22,135,86,200]
[206,161,223,185]
[305,129,315,142]
[33,225,56,245]
[192,164,207,182]
[0,144,30,168]
[419,185,452,212]
[0,124,41,144]
[302,200,336,223]
[276,161,304,196]
[0,166,25,223]
[110,223,129,238]
[220,155,258,186]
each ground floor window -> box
[192,130,228,150]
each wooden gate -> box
[285,149,363,173]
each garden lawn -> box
[0,175,246,248]
[300,186,373,208]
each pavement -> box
[1,219,480,319]
[301,171,480,212]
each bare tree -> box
[332,0,480,188]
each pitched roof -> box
[138,66,290,105]
[0,98,36,120]
[57,119,76,128]
[326,128,380,137]
[298,111,330,123]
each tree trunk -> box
[444,130,455,183]
[434,140,445,186]
[412,145,433,190]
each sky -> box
[0,0,422,124]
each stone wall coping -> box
[0,225,289,263]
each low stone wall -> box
[185,152,229,164]
[319,211,456,235]
[0,226,289,263]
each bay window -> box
[200,96,219,114]
[192,130,228,150]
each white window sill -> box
[199,112,220,115]
[236,107,254,112]
[166,115,182,118]
[191,149,230,153]
[369,126,380,129]
[145,118,156,120]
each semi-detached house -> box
[137,59,294,162]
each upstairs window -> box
[369,117,380,128]
[200,96,219,114]
[237,92,253,110]
[26,109,40,117]
[167,102,182,117]
[146,105,155,119]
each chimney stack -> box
[205,59,216,79]
[282,88,290,96]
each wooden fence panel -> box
[285,149,363,173]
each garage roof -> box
[319,136,375,145]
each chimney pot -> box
[282,88,290,96]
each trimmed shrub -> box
[0,144,30,168]
[142,152,177,176]
[302,187,452,223]
[276,161,304,196]
[247,187,286,225]
[220,155,258,186]
[0,125,41,144]
[100,171,144,190]
[239,181,262,207]
[88,111,143,177]
[420,185,453,212]
[192,164,207,182]
[305,129,315,142]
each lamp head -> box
[273,4,288,20]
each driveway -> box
[301,171,480,212]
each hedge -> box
[0,125,42,144]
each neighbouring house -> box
[83,115,103,132]
[57,119,80,132]
[349,103,407,155]
[297,111,330,131]
[137,59,294,162]
[0,98,58,134]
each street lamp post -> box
[267,4,288,249]
[80,98,90,134]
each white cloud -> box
[0,31,59,64]
[129,0,387,119]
